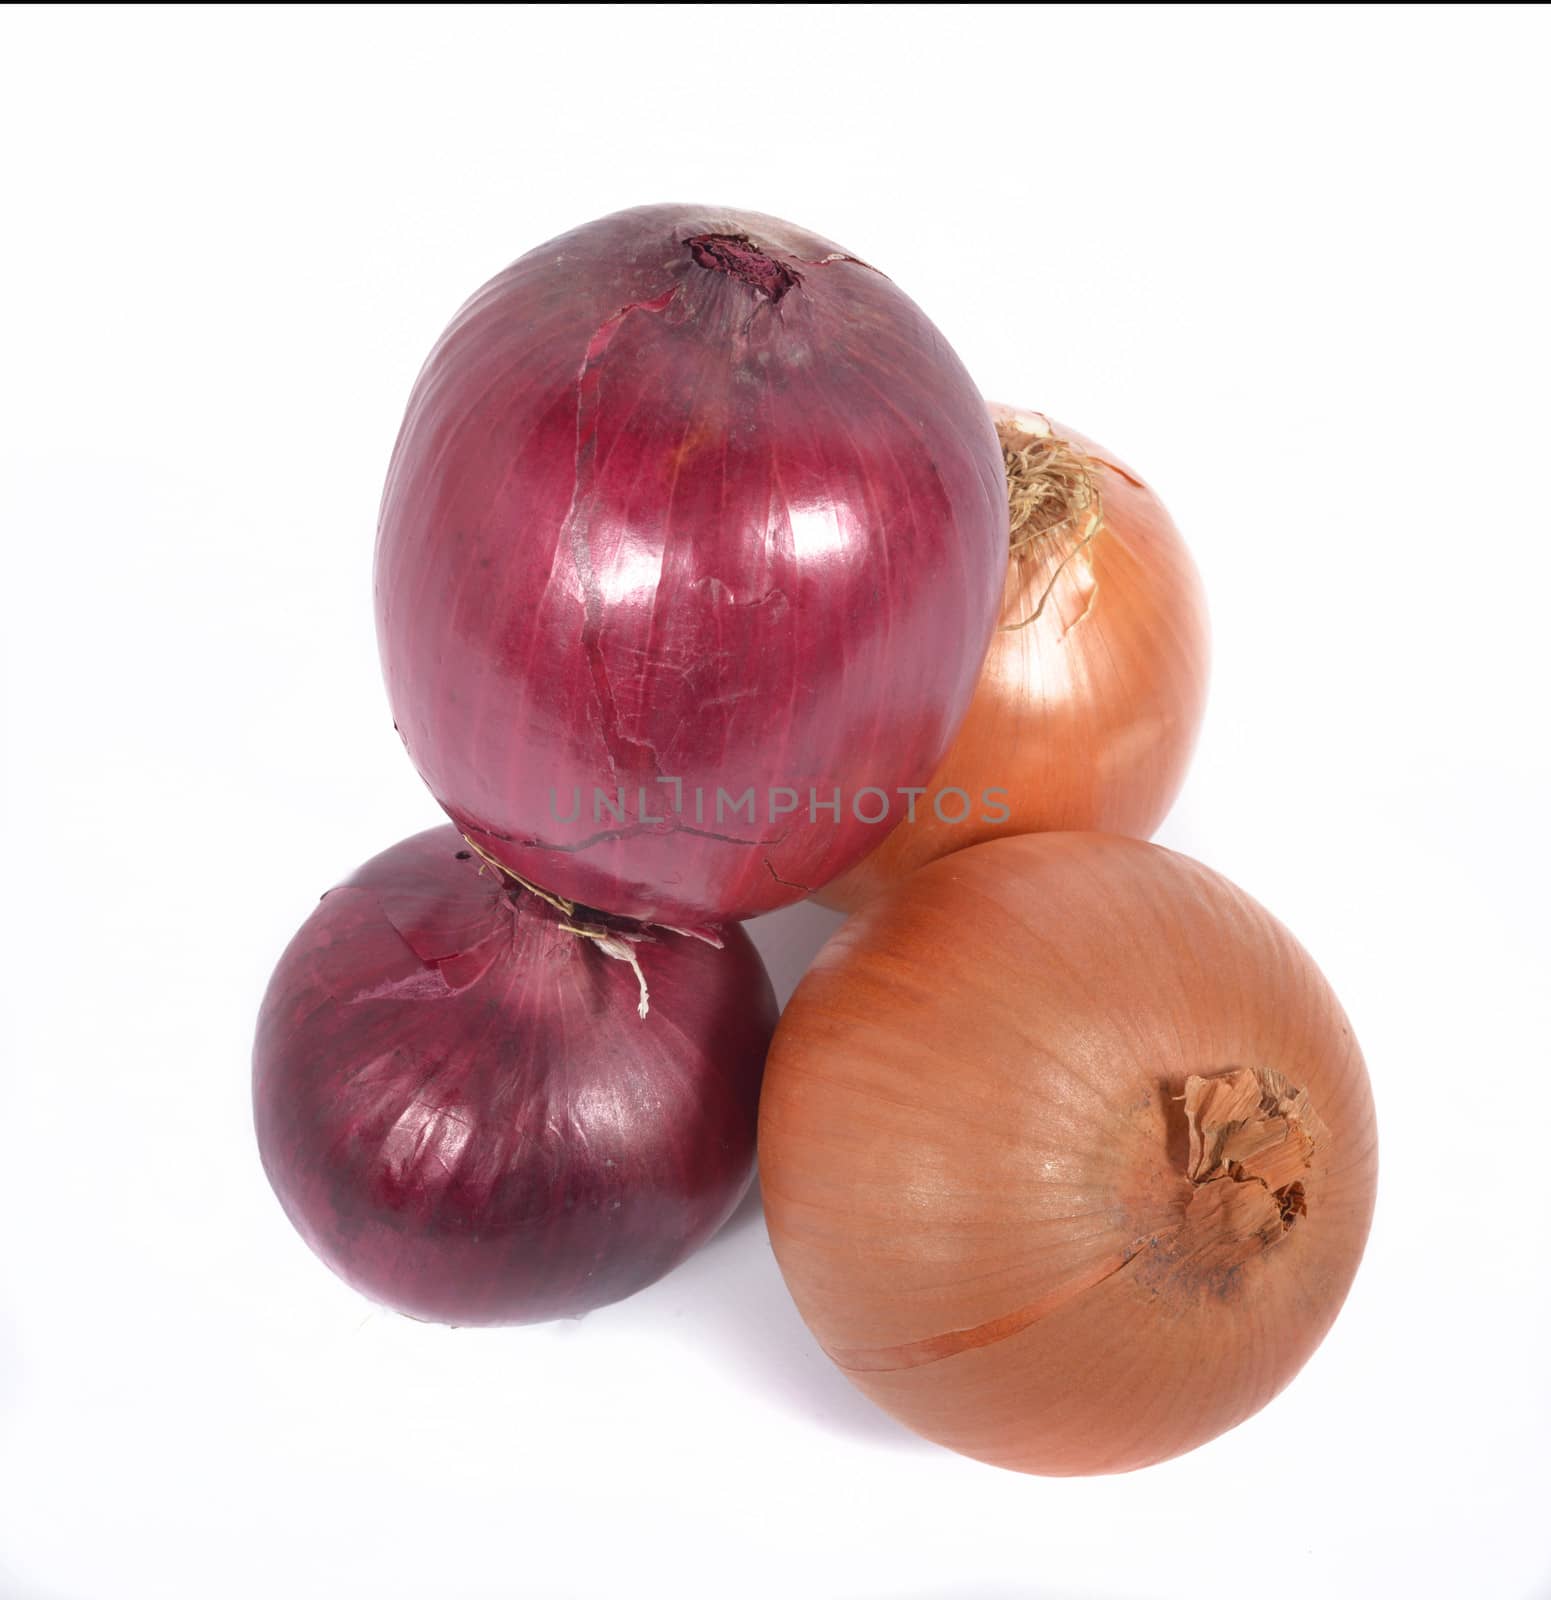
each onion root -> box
[998,417,1103,633]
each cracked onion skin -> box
[819,406,1209,912]
[375,203,1008,925]
[253,827,776,1326]
[761,833,1377,1474]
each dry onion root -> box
[761,832,1377,1475]
[818,405,1209,912]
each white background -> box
[3,6,1548,1598]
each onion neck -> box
[1177,1066,1324,1272]
[459,833,730,1020]
[685,233,800,303]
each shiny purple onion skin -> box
[375,204,1008,923]
[253,827,776,1326]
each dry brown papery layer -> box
[832,1065,1322,1373]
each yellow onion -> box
[819,406,1209,911]
[762,832,1377,1474]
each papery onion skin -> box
[819,406,1209,912]
[375,204,1008,925]
[761,833,1377,1475]
[253,827,776,1326]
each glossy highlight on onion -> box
[253,827,776,1326]
[375,204,1009,924]
[761,833,1377,1474]
[820,406,1209,911]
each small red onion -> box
[253,827,775,1325]
[375,204,1008,923]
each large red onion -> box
[253,827,775,1325]
[375,204,1008,924]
